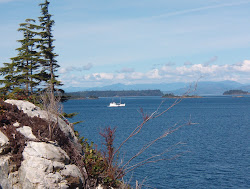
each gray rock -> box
[18,141,84,189]
[5,100,81,150]
[0,100,86,188]
[60,164,83,179]
[0,131,10,155]
[8,171,20,189]
[0,155,11,189]
[23,141,69,163]
[5,99,47,119]
[17,126,36,140]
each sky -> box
[0,0,250,88]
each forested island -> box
[162,93,202,98]
[223,90,249,95]
[67,90,163,99]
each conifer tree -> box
[14,19,43,95]
[0,61,20,95]
[38,0,61,98]
[0,19,42,96]
[0,0,64,100]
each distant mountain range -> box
[63,80,250,95]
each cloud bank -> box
[60,60,250,87]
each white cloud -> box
[129,72,144,80]
[59,60,250,87]
[98,73,114,80]
[232,60,250,72]
[176,64,221,75]
[146,69,162,79]
[84,73,114,81]
[115,73,125,80]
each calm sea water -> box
[63,96,250,189]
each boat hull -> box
[108,102,125,107]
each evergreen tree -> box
[0,19,42,96]
[38,0,61,97]
[14,18,43,95]
[0,61,20,95]
[0,0,65,101]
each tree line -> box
[67,90,164,98]
[0,0,61,99]
[223,90,249,95]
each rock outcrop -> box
[19,141,83,189]
[0,131,10,155]
[0,100,87,189]
[5,100,81,150]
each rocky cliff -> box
[0,100,87,189]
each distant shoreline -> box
[162,93,202,98]
[162,95,202,99]
[66,90,163,99]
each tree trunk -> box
[26,60,29,96]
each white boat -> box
[108,99,125,107]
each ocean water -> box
[63,96,250,189]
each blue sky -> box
[0,0,250,88]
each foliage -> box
[62,112,79,118]
[0,92,39,105]
[0,19,43,96]
[88,95,99,99]
[79,131,124,188]
[162,93,175,97]
[162,93,201,98]
[38,0,61,93]
[99,127,124,186]
[0,0,62,99]
[223,89,249,95]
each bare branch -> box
[117,121,192,178]
[124,142,184,172]
[40,88,62,140]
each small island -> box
[88,95,99,99]
[162,93,202,98]
[223,90,249,95]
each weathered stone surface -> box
[5,100,81,150]
[0,155,12,189]
[17,126,36,140]
[5,99,47,119]
[0,131,10,155]
[60,164,83,179]
[18,142,84,188]
[8,171,20,189]
[19,157,67,189]
[23,141,69,163]
[0,100,86,189]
